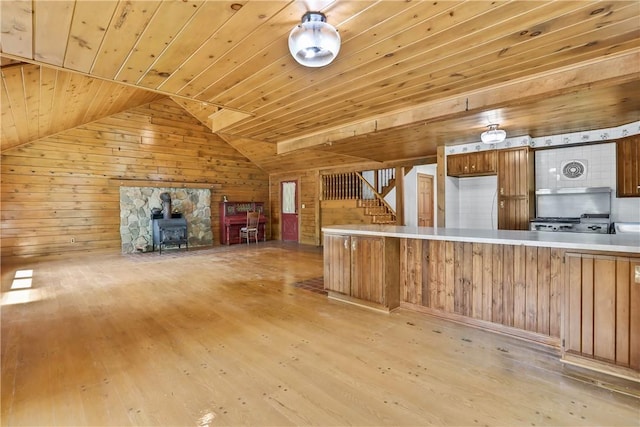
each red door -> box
[281,180,298,241]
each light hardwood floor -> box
[1,242,638,426]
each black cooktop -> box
[531,217,580,223]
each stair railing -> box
[376,168,395,194]
[355,172,396,219]
[321,172,363,200]
[321,169,397,223]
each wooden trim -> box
[436,146,445,228]
[561,353,640,384]
[400,301,561,348]
[327,291,394,314]
[317,157,436,176]
[395,166,404,226]
[109,178,221,189]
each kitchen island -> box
[323,225,640,380]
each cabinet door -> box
[447,152,497,176]
[477,150,497,174]
[323,234,351,294]
[446,154,467,176]
[351,236,384,304]
[498,197,530,230]
[498,147,533,230]
[498,147,530,197]
[565,254,640,370]
[616,135,640,197]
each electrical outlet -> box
[635,266,640,284]
[70,237,75,243]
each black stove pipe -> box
[160,192,172,219]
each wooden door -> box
[497,147,533,230]
[323,234,351,294]
[417,173,434,227]
[281,180,298,241]
[498,147,529,197]
[498,197,530,230]
[616,135,640,197]
[351,236,384,304]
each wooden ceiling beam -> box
[208,108,253,133]
[276,50,640,154]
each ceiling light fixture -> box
[481,124,506,144]
[288,12,340,67]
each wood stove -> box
[152,214,188,254]
[150,192,189,254]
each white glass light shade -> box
[288,12,340,67]
[480,124,506,144]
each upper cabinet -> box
[447,151,497,177]
[497,147,535,230]
[617,135,640,197]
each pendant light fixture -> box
[480,124,507,144]
[288,12,341,67]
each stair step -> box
[372,214,395,223]
[355,198,396,225]
[358,200,381,208]
[365,206,388,215]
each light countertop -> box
[322,225,640,254]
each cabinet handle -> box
[352,240,356,251]
[499,187,504,195]
[500,200,505,208]
[344,239,349,250]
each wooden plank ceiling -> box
[1,0,639,173]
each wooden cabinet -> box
[447,150,497,177]
[323,234,351,295]
[323,234,400,311]
[497,147,534,230]
[351,236,386,304]
[616,135,640,197]
[447,147,532,229]
[565,253,640,371]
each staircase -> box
[358,198,396,224]
[321,168,398,226]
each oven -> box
[530,187,612,234]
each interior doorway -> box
[281,180,299,241]
[417,173,434,227]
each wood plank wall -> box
[320,200,370,231]
[400,239,564,341]
[269,171,319,246]
[1,98,269,260]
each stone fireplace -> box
[119,186,213,253]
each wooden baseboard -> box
[327,291,394,314]
[400,302,560,348]
[561,353,640,385]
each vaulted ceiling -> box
[1,0,639,173]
